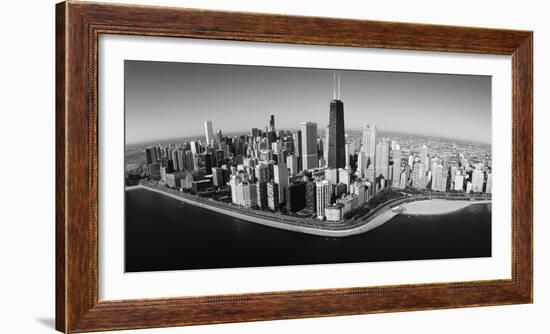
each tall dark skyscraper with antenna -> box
[269,114,276,132]
[327,73,346,169]
[267,113,277,146]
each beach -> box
[401,199,491,215]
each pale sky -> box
[125,60,491,145]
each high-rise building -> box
[412,162,426,189]
[211,167,225,187]
[327,73,346,169]
[148,162,160,181]
[305,181,316,213]
[301,121,318,170]
[392,149,402,188]
[177,149,185,171]
[229,174,240,205]
[472,169,485,193]
[285,181,306,213]
[267,181,279,211]
[269,114,276,132]
[145,147,156,164]
[241,183,257,208]
[184,150,194,170]
[420,145,429,169]
[316,179,332,219]
[466,181,473,193]
[324,125,330,162]
[273,163,289,204]
[171,149,180,171]
[193,153,213,174]
[190,141,199,155]
[356,149,366,179]
[365,164,375,182]
[325,204,343,222]
[255,163,271,183]
[256,181,268,209]
[216,128,223,145]
[287,154,298,175]
[350,180,367,206]
[271,140,282,153]
[338,168,352,188]
[431,163,444,191]
[362,123,377,168]
[251,128,259,138]
[345,143,350,168]
[259,149,273,162]
[375,138,390,179]
[204,121,214,146]
[399,170,408,188]
[454,174,464,191]
[292,131,302,171]
[325,168,338,184]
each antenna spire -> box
[337,73,341,100]
[333,72,336,100]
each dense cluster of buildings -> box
[136,74,492,222]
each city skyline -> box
[125,61,492,145]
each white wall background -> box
[0,0,546,333]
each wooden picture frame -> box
[56,1,533,332]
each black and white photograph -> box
[124,61,493,272]
[2,0,545,333]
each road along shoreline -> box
[126,184,491,237]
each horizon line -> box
[126,127,492,147]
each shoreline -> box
[126,184,490,237]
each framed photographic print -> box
[56,1,533,332]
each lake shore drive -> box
[125,184,491,237]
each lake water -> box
[125,188,492,272]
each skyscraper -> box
[375,138,390,179]
[305,181,316,213]
[392,149,402,188]
[413,162,426,188]
[292,131,302,171]
[256,181,268,209]
[267,181,279,211]
[273,163,289,204]
[269,114,276,132]
[171,149,180,171]
[420,145,429,169]
[472,169,485,193]
[204,121,214,146]
[363,123,377,168]
[316,179,332,219]
[285,181,306,213]
[327,73,346,169]
[431,163,444,191]
[356,149,366,179]
[338,168,352,189]
[324,125,330,162]
[301,121,318,170]
[287,154,298,175]
[145,147,155,164]
[216,128,223,145]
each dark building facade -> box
[327,98,346,169]
[305,180,316,213]
[148,162,161,181]
[256,181,268,209]
[285,181,306,213]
